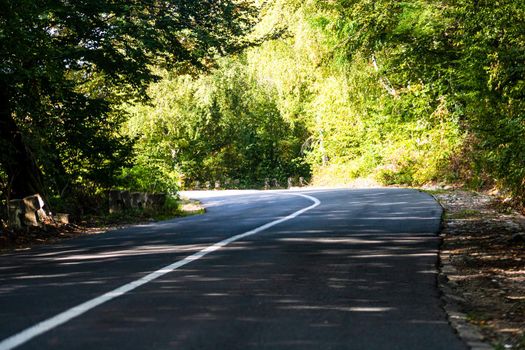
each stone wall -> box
[5,190,166,228]
[7,194,69,229]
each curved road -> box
[0,188,466,349]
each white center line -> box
[0,193,321,350]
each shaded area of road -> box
[0,189,466,349]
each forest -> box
[1,0,524,223]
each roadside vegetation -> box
[1,1,524,223]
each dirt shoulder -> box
[0,198,204,253]
[430,189,525,349]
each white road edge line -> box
[0,193,321,350]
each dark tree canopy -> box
[0,0,258,200]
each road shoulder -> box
[0,198,204,253]
[430,190,525,350]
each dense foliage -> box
[0,0,258,211]
[2,0,525,223]
[238,0,523,195]
[123,60,309,191]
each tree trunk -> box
[0,85,46,200]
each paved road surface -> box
[0,189,467,349]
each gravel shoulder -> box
[431,190,525,350]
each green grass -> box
[420,188,451,195]
[446,209,482,219]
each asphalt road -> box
[0,188,467,350]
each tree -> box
[0,0,258,201]
[123,58,310,190]
[245,0,464,185]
